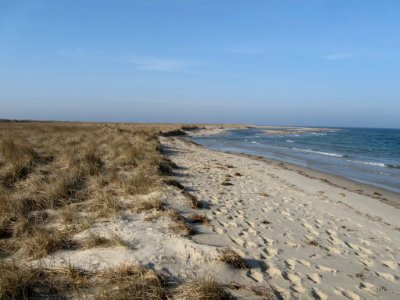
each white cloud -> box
[58,50,194,72]
[129,56,190,72]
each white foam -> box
[347,160,386,168]
[293,148,343,157]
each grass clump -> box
[0,261,88,299]
[95,264,166,300]
[166,210,195,237]
[176,276,231,300]
[218,248,246,269]
[190,214,211,225]
[158,158,178,176]
[0,138,37,184]
[182,190,200,209]
[164,178,185,190]
[137,199,164,213]
[80,233,127,250]
[23,228,78,259]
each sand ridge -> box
[161,136,400,299]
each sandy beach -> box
[156,134,400,299]
[4,124,398,299]
[3,1,400,298]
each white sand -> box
[39,134,400,299]
[159,136,400,299]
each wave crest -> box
[293,148,343,157]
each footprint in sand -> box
[307,273,322,284]
[359,282,377,296]
[291,283,306,294]
[327,245,342,255]
[316,265,337,274]
[248,270,264,282]
[381,260,398,270]
[311,287,328,300]
[263,247,279,257]
[246,241,257,248]
[285,241,301,248]
[345,242,373,256]
[358,238,371,246]
[245,220,255,227]
[266,264,281,277]
[228,221,238,227]
[238,230,249,237]
[297,259,311,267]
[325,229,336,236]
[285,258,297,270]
[335,289,361,300]
[328,235,345,247]
[261,237,274,245]
[282,272,305,293]
[271,284,291,300]
[302,222,320,236]
[214,227,226,235]
[217,221,227,227]
[282,271,301,285]
[230,236,245,247]
[375,271,396,282]
[247,227,257,235]
[358,258,374,267]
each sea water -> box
[191,127,400,193]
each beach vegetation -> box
[175,276,231,299]
[218,248,246,269]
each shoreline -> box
[180,136,400,227]
[184,128,400,207]
[227,151,400,210]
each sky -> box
[1,0,399,128]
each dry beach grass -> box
[0,122,235,299]
[0,122,168,258]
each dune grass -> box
[0,121,236,299]
[0,122,180,259]
[190,214,211,225]
[95,264,166,300]
[218,248,246,269]
[175,276,231,300]
[0,260,89,299]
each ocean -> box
[191,127,400,194]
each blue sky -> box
[1,0,399,128]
